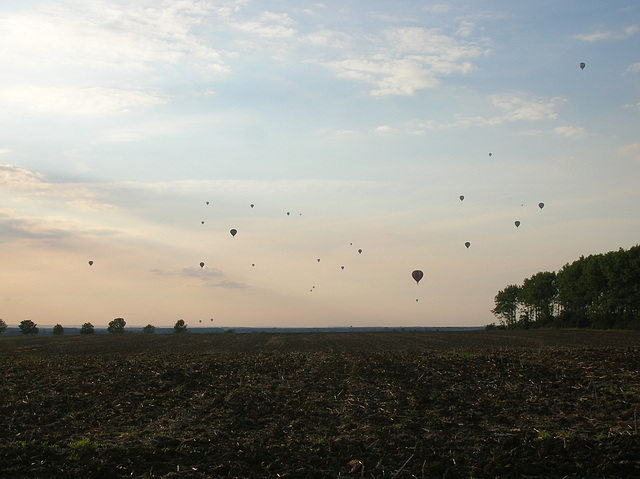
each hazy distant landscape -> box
[2,330,639,478]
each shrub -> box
[52,324,64,335]
[142,324,156,334]
[80,322,95,335]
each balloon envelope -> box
[515,221,521,228]
[412,270,424,284]
[200,262,204,268]
[230,229,237,237]
[538,202,545,209]
[88,260,93,266]
[580,62,585,70]
[250,204,254,208]
[358,249,362,254]
[465,242,471,249]
[459,195,464,201]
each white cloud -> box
[554,126,587,139]
[627,63,640,73]
[0,87,169,117]
[320,26,488,96]
[491,94,564,121]
[618,143,640,162]
[575,24,638,42]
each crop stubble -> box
[1,330,639,478]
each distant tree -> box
[491,284,520,328]
[142,324,156,334]
[52,324,64,335]
[173,319,187,333]
[519,271,558,327]
[107,317,126,334]
[80,322,95,334]
[19,319,38,335]
[0,318,7,335]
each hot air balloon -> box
[287,212,290,216]
[538,202,545,209]
[412,270,424,284]
[488,152,492,157]
[200,262,205,268]
[341,265,345,270]
[358,249,363,254]
[201,221,205,224]
[465,242,471,249]
[206,201,209,205]
[580,62,585,70]
[250,204,254,208]
[88,260,93,266]
[459,195,464,201]
[252,263,255,267]
[515,221,521,228]
[317,258,321,262]
[230,229,237,237]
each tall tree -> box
[491,284,520,328]
[107,317,126,334]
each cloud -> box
[554,126,587,139]
[574,24,639,42]
[627,63,640,73]
[321,26,489,96]
[0,87,169,117]
[491,94,564,121]
[151,266,225,280]
[618,143,640,162]
[0,164,117,211]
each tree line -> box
[489,245,640,330]
[0,318,189,335]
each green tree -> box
[173,319,187,333]
[19,319,38,335]
[0,318,7,335]
[107,317,126,334]
[52,324,64,335]
[80,322,95,334]
[491,284,520,328]
[519,271,558,327]
[142,324,156,334]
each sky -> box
[1,1,639,329]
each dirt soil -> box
[1,330,640,478]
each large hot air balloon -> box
[412,270,424,284]
[459,195,464,201]
[230,229,237,237]
[514,221,521,228]
[200,262,205,268]
[465,242,471,249]
[579,62,585,70]
[88,260,93,266]
[538,202,545,209]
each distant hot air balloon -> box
[579,62,585,70]
[341,265,345,270]
[252,263,255,267]
[412,270,424,284]
[206,201,209,205]
[538,202,545,209]
[200,262,205,268]
[465,242,471,249]
[230,229,237,237]
[358,249,363,254]
[488,152,492,157]
[201,221,205,224]
[515,221,521,228]
[250,204,254,208]
[317,258,321,262]
[88,260,93,266]
[287,212,290,216]
[199,320,202,323]
[459,195,464,201]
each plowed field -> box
[1,330,639,478]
